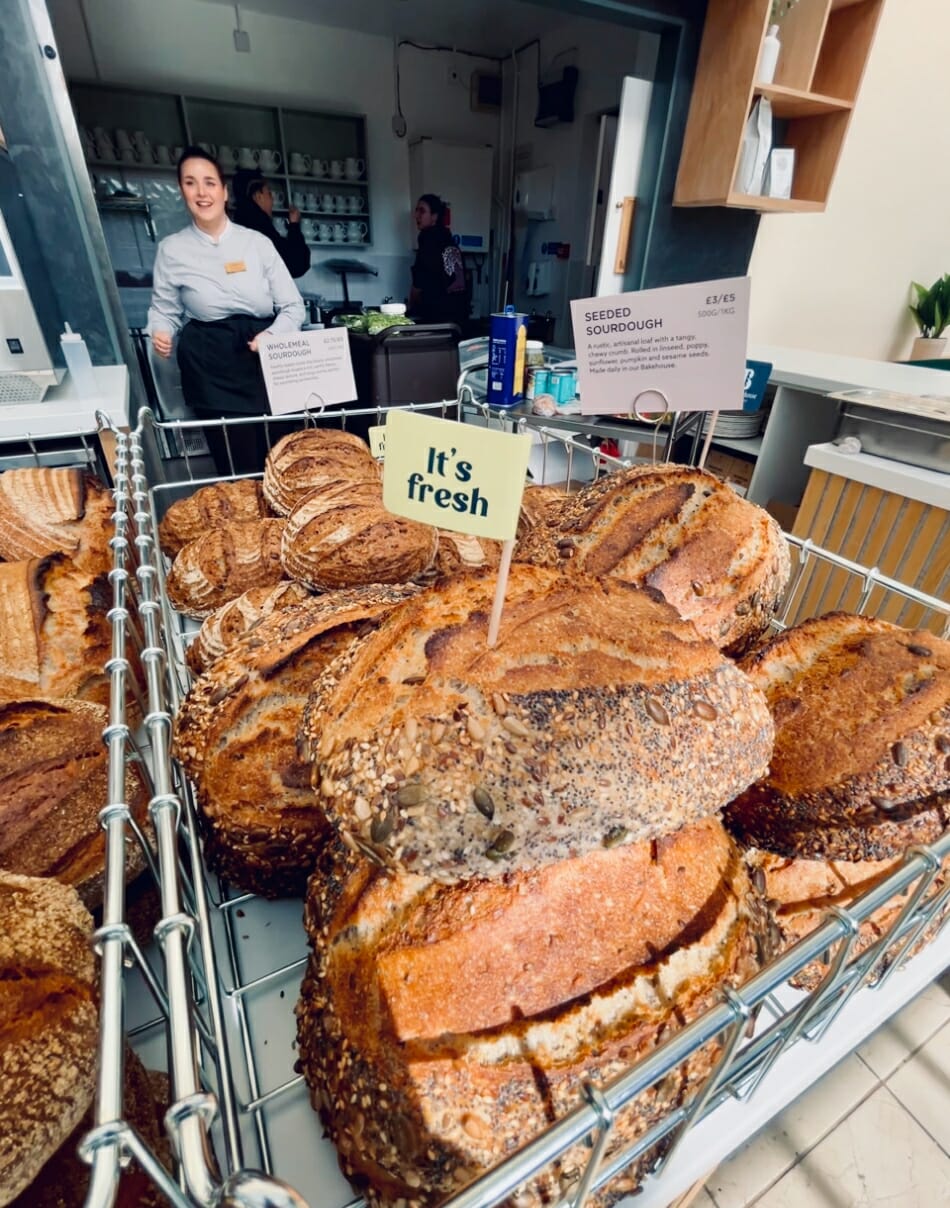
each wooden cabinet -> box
[674,0,884,213]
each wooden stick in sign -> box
[487,538,515,648]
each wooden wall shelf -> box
[674,0,884,213]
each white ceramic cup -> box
[198,142,218,158]
[119,147,137,164]
[237,147,259,168]
[302,192,316,211]
[172,145,184,160]
[332,222,346,242]
[344,156,365,180]
[272,187,285,207]
[217,145,238,167]
[290,152,312,175]
[301,218,316,240]
[319,193,333,212]
[154,144,172,166]
[114,128,132,149]
[346,194,364,214]
[312,158,329,178]
[329,160,345,180]
[260,148,282,172]
[318,222,333,242]
[345,220,368,242]
[293,190,307,209]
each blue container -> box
[531,368,552,398]
[488,307,528,407]
[551,368,577,405]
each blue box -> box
[488,308,528,407]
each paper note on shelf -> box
[258,327,356,416]
[570,277,751,416]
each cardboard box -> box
[704,450,754,494]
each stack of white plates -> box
[701,410,764,439]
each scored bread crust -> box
[173,585,420,895]
[305,565,774,881]
[262,428,379,517]
[281,495,439,591]
[296,819,770,1207]
[515,463,790,655]
[0,871,98,1205]
[432,531,502,579]
[0,469,114,576]
[165,519,287,619]
[726,613,950,860]
[186,579,313,675]
[158,479,271,558]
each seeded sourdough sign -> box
[570,277,751,416]
[382,410,531,541]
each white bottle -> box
[59,324,99,400]
[757,25,781,85]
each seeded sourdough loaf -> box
[432,531,502,578]
[262,428,379,517]
[0,870,98,1205]
[0,468,114,575]
[174,585,419,895]
[0,553,112,706]
[165,519,287,619]
[158,478,271,558]
[515,463,790,655]
[0,697,150,909]
[303,565,774,881]
[297,818,771,1207]
[186,579,313,675]
[724,613,950,861]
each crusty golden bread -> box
[518,482,567,535]
[262,428,378,517]
[432,530,502,578]
[725,613,950,860]
[173,585,420,895]
[0,554,112,706]
[158,479,271,558]
[297,819,770,1207]
[281,496,438,591]
[0,697,150,909]
[0,469,114,576]
[165,519,287,619]
[185,579,313,675]
[304,565,774,881]
[515,463,790,654]
[0,871,98,1204]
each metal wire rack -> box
[84,404,950,1208]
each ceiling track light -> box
[233,2,251,53]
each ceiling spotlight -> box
[233,3,251,52]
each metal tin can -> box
[488,308,528,407]
[550,368,577,405]
[531,368,552,399]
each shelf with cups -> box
[285,175,368,187]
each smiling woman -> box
[146,146,305,474]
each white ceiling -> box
[202,0,568,58]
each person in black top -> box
[231,167,311,279]
[408,193,467,326]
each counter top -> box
[804,441,950,511]
[751,343,950,400]
[0,365,129,439]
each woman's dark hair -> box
[176,145,224,185]
[418,193,447,223]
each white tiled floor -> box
[697,970,950,1207]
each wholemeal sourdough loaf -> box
[0,553,112,706]
[281,491,438,591]
[174,585,420,895]
[296,818,771,1207]
[304,565,774,881]
[515,463,790,654]
[0,469,114,576]
[0,697,151,909]
[158,478,271,558]
[185,579,313,675]
[165,519,287,619]
[724,613,950,861]
[263,428,379,517]
[0,871,98,1204]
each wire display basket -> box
[83,404,950,1208]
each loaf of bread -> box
[186,579,313,675]
[263,428,379,517]
[158,479,271,558]
[174,585,419,895]
[281,496,438,591]
[519,482,567,532]
[297,818,770,1207]
[0,870,98,1204]
[0,468,114,576]
[0,553,112,706]
[432,530,502,578]
[304,565,774,881]
[515,463,790,654]
[0,697,151,909]
[165,519,287,618]
[725,613,950,861]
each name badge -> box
[225,260,247,274]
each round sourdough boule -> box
[304,564,774,881]
[515,462,791,655]
[158,479,271,559]
[725,612,950,861]
[186,579,313,675]
[0,468,114,577]
[262,428,379,517]
[0,870,98,1204]
[431,530,502,579]
[296,818,771,1207]
[281,496,438,591]
[165,519,287,619]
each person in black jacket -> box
[231,167,311,279]
[408,193,467,326]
